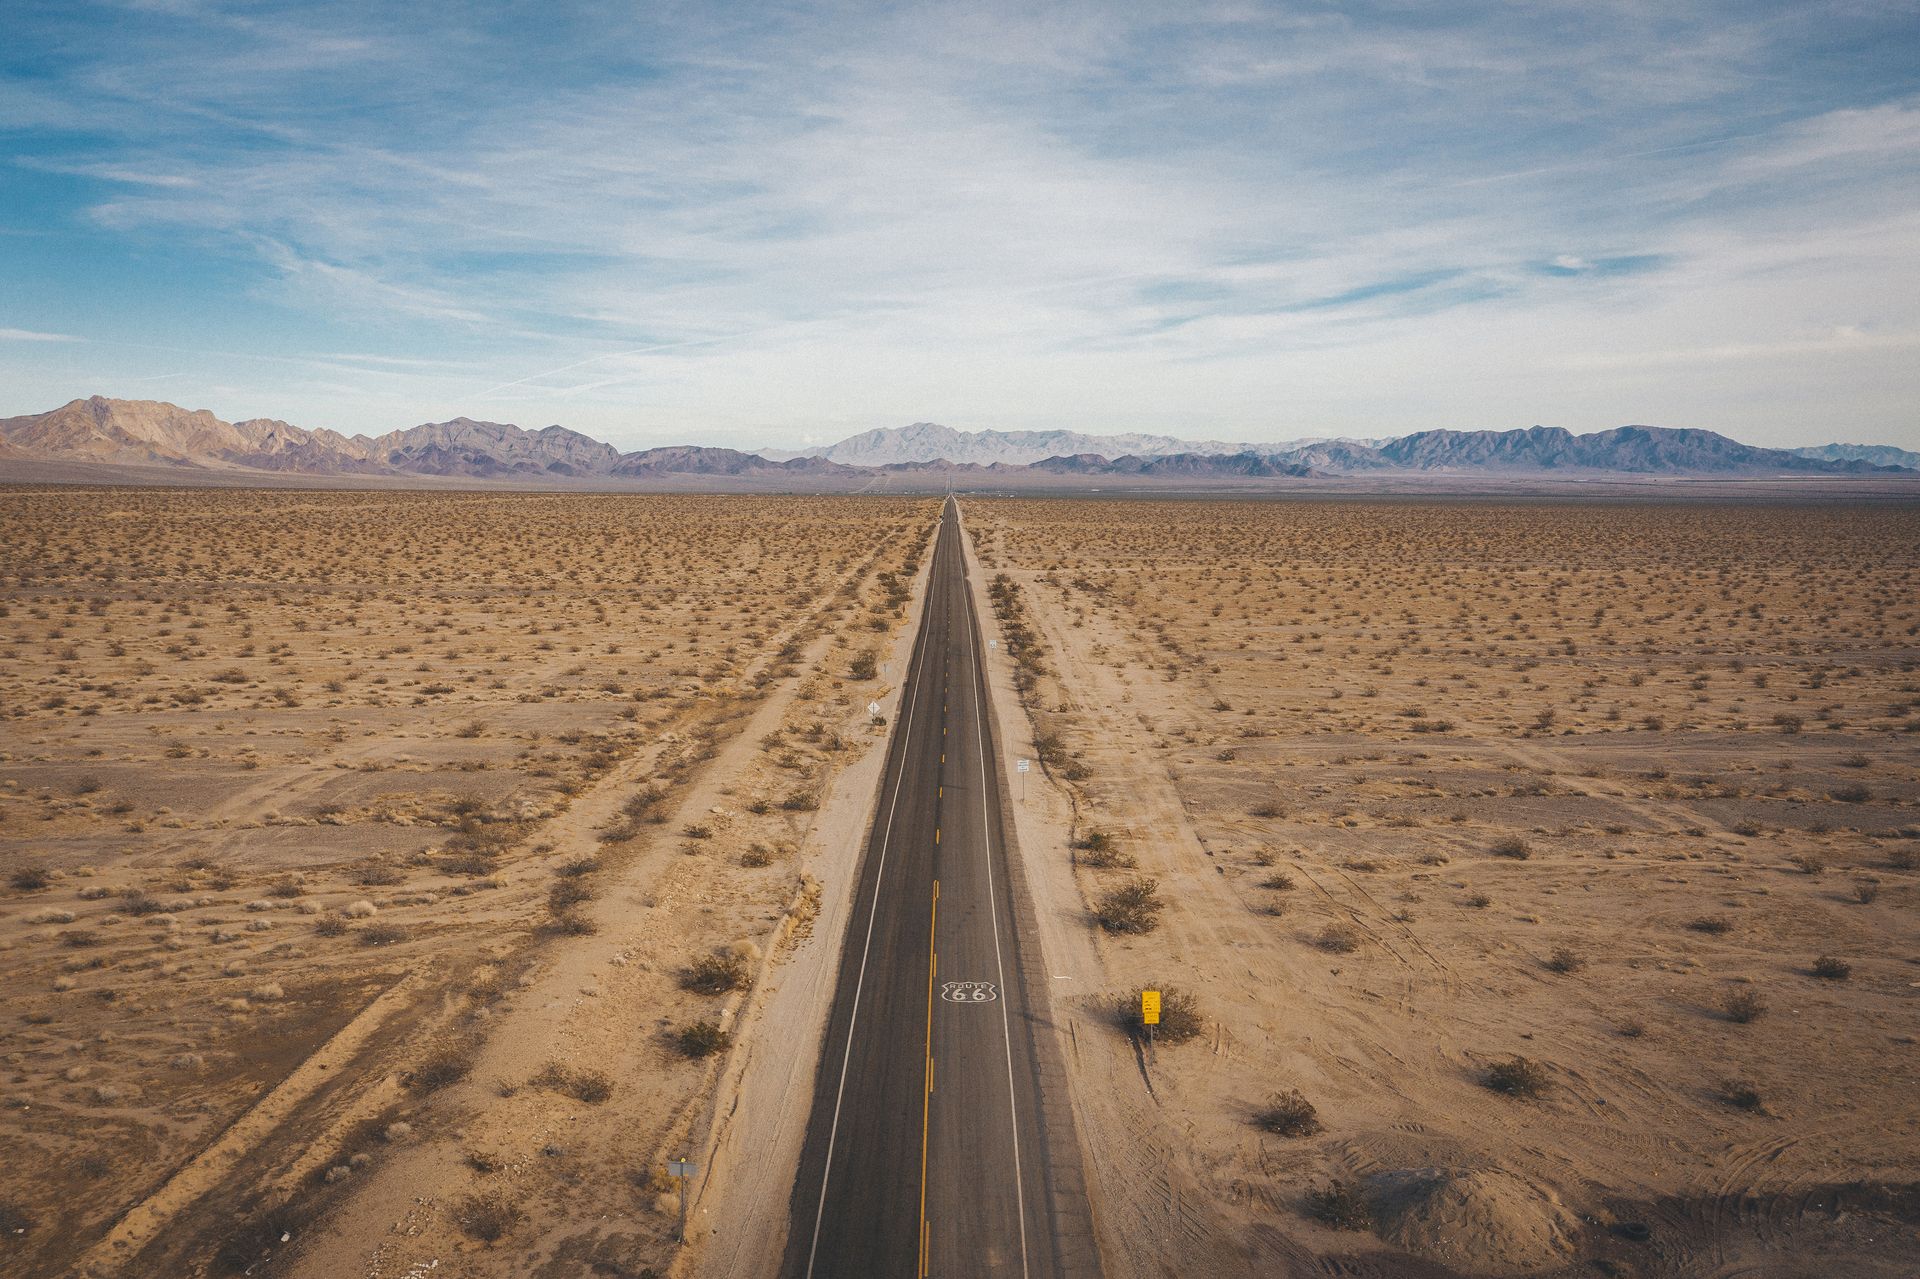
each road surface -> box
[783,498,1098,1278]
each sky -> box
[2,0,1918,452]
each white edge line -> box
[958,501,1033,1279]
[803,507,941,1278]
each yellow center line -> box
[919,880,939,1278]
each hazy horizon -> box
[4,2,1918,451]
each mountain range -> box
[760,420,1385,466]
[0,397,1912,489]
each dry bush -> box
[1718,1078,1765,1112]
[1810,955,1852,980]
[676,1020,732,1058]
[1254,1089,1321,1137]
[1094,878,1164,933]
[531,1062,615,1104]
[457,1192,524,1243]
[1722,986,1767,1024]
[1489,836,1532,859]
[10,867,51,892]
[681,952,749,995]
[1315,924,1359,954]
[1303,1179,1372,1230]
[1483,1055,1550,1097]
[1115,985,1203,1044]
[408,1049,473,1093]
[1543,947,1584,974]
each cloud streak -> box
[1,0,1917,447]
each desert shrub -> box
[354,864,405,887]
[458,1192,524,1242]
[532,1063,615,1104]
[315,914,349,937]
[1483,1056,1550,1097]
[1831,784,1871,803]
[265,877,305,898]
[1116,986,1203,1044]
[1810,955,1852,980]
[1489,837,1532,860]
[849,650,878,680]
[1687,915,1732,935]
[682,952,749,995]
[1304,1179,1372,1231]
[1853,880,1880,904]
[676,1020,731,1058]
[1543,947,1584,974]
[1094,878,1164,934]
[120,889,165,916]
[1261,871,1296,891]
[361,923,411,946]
[781,788,820,812]
[554,857,598,878]
[547,912,597,936]
[548,880,595,911]
[409,1049,473,1093]
[1464,892,1492,908]
[1254,1089,1321,1137]
[1316,924,1359,954]
[1789,853,1825,875]
[1079,843,1137,870]
[1718,1078,1764,1112]
[1722,986,1767,1023]
[10,867,51,892]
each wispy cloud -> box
[1,0,1916,446]
[0,327,82,342]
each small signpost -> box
[1016,757,1029,800]
[667,1157,698,1241]
[1141,989,1161,1055]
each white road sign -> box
[1016,758,1030,773]
[868,701,880,716]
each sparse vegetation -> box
[1304,1179,1372,1230]
[676,1020,732,1058]
[458,1192,525,1243]
[1483,1055,1550,1097]
[1094,877,1164,934]
[682,951,750,995]
[1254,1089,1321,1137]
[1722,986,1767,1024]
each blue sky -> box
[2,1,1917,450]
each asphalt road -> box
[783,498,1098,1278]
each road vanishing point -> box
[783,498,1100,1278]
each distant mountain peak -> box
[1,397,1911,487]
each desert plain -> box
[2,486,1917,1279]
[965,495,1920,1277]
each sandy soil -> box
[963,497,1920,1278]
[0,488,937,1278]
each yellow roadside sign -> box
[1141,990,1161,1026]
